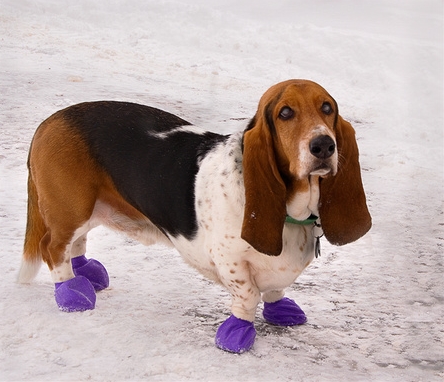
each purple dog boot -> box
[263,297,307,326]
[54,275,96,312]
[215,315,256,353]
[71,255,109,291]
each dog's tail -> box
[18,169,46,283]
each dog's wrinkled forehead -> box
[268,80,335,111]
[258,80,337,134]
[260,80,332,106]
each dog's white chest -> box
[170,133,316,292]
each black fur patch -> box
[64,101,228,239]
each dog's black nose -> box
[309,135,336,159]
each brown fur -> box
[23,114,160,275]
[242,116,287,256]
[24,117,97,270]
[319,116,372,245]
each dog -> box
[19,79,371,353]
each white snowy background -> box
[1,0,443,381]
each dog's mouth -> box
[295,155,337,180]
[310,164,333,177]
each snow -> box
[1,0,443,380]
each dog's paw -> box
[215,315,256,353]
[263,297,307,326]
[54,275,96,312]
[72,255,109,291]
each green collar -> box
[285,214,318,225]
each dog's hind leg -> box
[38,194,110,311]
[70,233,109,292]
[38,218,97,312]
[22,116,109,311]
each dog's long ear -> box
[241,114,287,256]
[319,116,372,245]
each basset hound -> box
[19,79,371,353]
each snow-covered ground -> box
[1,0,443,380]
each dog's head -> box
[241,79,371,256]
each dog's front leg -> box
[214,262,261,353]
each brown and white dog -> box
[19,79,371,353]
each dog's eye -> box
[321,102,333,115]
[278,106,294,120]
